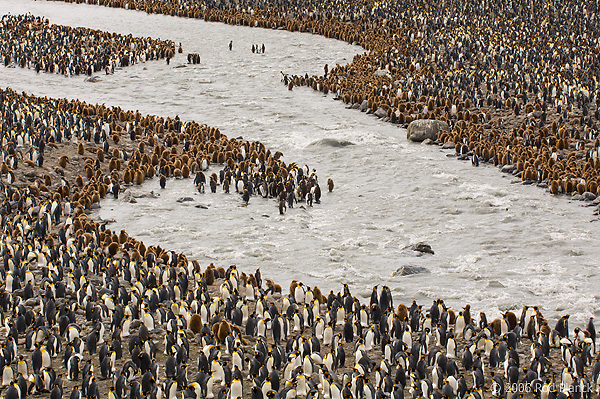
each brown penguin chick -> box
[59,156,69,168]
[327,178,334,192]
[504,311,518,330]
[289,280,298,296]
[489,318,502,336]
[239,272,248,286]
[540,323,551,335]
[213,321,232,343]
[463,304,472,325]
[119,230,129,244]
[396,304,409,321]
[312,286,324,304]
[78,143,85,155]
[189,314,203,333]
[134,170,145,185]
[447,309,456,325]
[204,267,215,285]
[106,242,119,256]
[549,180,560,195]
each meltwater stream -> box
[1,0,599,324]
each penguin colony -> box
[0,76,330,397]
[49,0,600,206]
[0,213,598,399]
[0,1,598,399]
[0,14,176,76]
[0,90,596,399]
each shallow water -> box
[1,0,599,324]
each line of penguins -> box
[0,196,599,399]
[0,14,176,76]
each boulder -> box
[374,108,387,118]
[392,265,430,276]
[407,242,435,255]
[582,192,597,201]
[501,164,516,173]
[407,120,449,142]
[359,100,369,112]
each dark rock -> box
[406,242,434,255]
[582,192,597,201]
[392,265,430,276]
[374,108,387,118]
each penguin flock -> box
[0,82,333,399]
[52,0,600,207]
[0,1,599,399]
[0,80,598,399]
[0,229,599,399]
[0,14,176,76]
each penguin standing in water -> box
[279,198,286,214]
[160,174,166,189]
[327,178,334,192]
[286,190,295,209]
[313,184,321,204]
